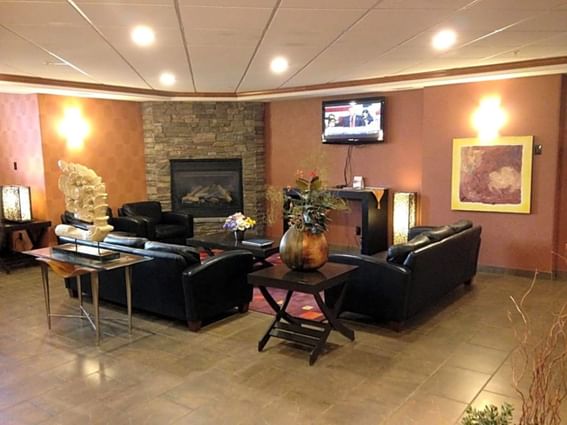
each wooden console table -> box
[0,220,51,273]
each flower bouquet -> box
[223,212,256,241]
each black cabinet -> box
[330,189,388,255]
[283,188,388,256]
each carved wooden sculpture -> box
[54,160,113,241]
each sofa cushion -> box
[144,241,200,265]
[387,234,431,265]
[423,225,455,242]
[104,234,148,248]
[450,219,473,233]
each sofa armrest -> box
[182,250,254,321]
[109,216,147,237]
[326,253,412,322]
[162,211,194,238]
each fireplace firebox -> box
[171,159,243,218]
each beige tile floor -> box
[0,266,566,425]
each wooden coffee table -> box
[248,262,357,365]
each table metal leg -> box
[90,272,100,345]
[40,262,51,329]
[125,266,133,335]
[77,276,83,317]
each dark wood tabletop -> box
[248,262,358,294]
[187,231,281,259]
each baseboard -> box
[478,265,561,281]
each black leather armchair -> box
[60,208,145,236]
[118,201,193,244]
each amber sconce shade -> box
[393,192,416,244]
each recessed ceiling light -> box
[270,56,289,74]
[432,29,457,50]
[159,72,176,86]
[131,25,155,47]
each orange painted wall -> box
[266,75,565,273]
[37,95,147,242]
[0,94,47,220]
[421,76,562,273]
[266,90,424,246]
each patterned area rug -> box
[250,287,324,321]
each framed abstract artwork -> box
[451,136,534,213]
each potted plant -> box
[222,212,256,242]
[279,170,346,271]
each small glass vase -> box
[233,230,245,243]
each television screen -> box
[322,97,385,144]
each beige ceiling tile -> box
[507,10,567,31]
[177,0,277,6]
[281,0,376,9]
[470,0,566,10]
[190,45,256,92]
[0,2,80,26]
[468,30,566,48]
[179,5,272,32]
[77,2,178,28]
[352,8,454,38]
[444,6,540,32]
[376,0,474,10]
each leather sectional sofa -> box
[325,220,482,329]
[61,235,253,331]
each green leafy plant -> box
[284,171,346,234]
[461,403,514,425]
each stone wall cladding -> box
[142,101,266,236]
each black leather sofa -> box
[118,201,193,244]
[325,220,482,329]
[62,235,253,331]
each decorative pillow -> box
[387,234,431,265]
[144,241,200,265]
[104,234,148,248]
[450,219,473,233]
[423,225,455,242]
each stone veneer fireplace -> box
[170,158,243,218]
[142,101,265,235]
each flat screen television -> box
[322,97,385,144]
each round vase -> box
[234,230,245,242]
[279,227,329,271]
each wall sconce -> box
[58,107,89,150]
[1,185,32,222]
[393,192,417,244]
[472,96,507,141]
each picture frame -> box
[451,136,534,214]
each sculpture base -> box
[52,243,120,262]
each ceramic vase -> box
[279,226,328,271]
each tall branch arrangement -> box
[508,256,567,425]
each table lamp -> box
[1,185,32,222]
[393,192,417,244]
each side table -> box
[0,220,51,273]
[24,245,151,345]
[248,262,358,365]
